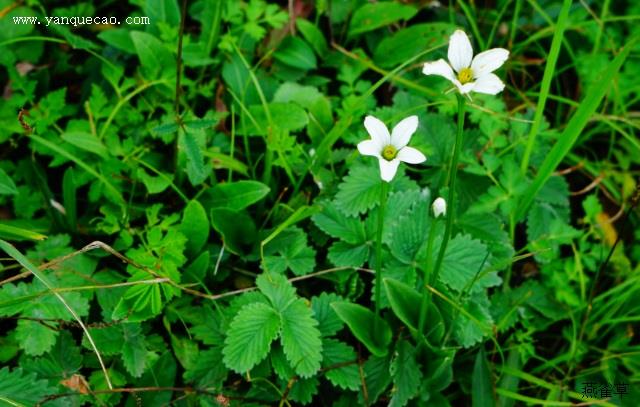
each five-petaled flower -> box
[357,115,426,182]
[422,29,509,96]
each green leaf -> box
[137,168,172,194]
[61,131,109,158]
[384,278,444,344]
[180,200,209,255]
[322,339,360,390]
[223,302,281,373]
[335,164,391,217]
[263,227,316,276]
[328,241,369,268]
[312,201,365,244]
[130,31,175,79]
[280,299,323,377]
[296,19,329,55]
[331,302,391,357]
[472,348,496,407]
[256,272,297,312]
[348,2,417,36]
[136,351,177,406]
[311,292,345,337]
[0,367,54,406]
[23,332,82,382]
[0,223,47,241]
[210,208,257,255]
[0,168,17,195]
[274,36,317,70]
[359,355,392,404]
[441,234,501,292]
[145,0,180,25]
[121,323,148,378]
[374,23,453,68]
[202,180,270,210]
[15,319,58,356]
[62,167,77,231]
[82,325,124,356]
[389,340,422,407]
[181,128,208,186]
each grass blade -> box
[514,34,638,221]
[520,0,572,174]
[0,240,113,389]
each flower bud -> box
[432,197,446,218]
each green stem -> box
[431,95,466,286]
[417,216,438,337]
[374,181,389,320]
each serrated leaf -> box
[328,241,369,268]
[311,292,345,337]
[312,202,365,244]
[182,128,208,186]
[264,227,316,276]
[0,367,55,406]
[121,323,148,378]
[289,376,320,405]
[441,234,501,292]
[389,340,422,407]
[256,272,297,312]
[280,299,323,377]
[335,165,385,216]
[180,200,209,255]
[223,302,281,373]
[322,339,360,390]
[184,347,228,388]
[82,325,124,356]
[359,355,392,405]
[15,319,58,356]
[331,302,391,357]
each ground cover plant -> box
[0,0,639,405]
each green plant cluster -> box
[0,0,639,406]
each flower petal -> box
[391,115,418,149]
[448,30,473,72]
[471,73,505,95]
[453,80,475,94]
[397,146,426,164]
[357,140,381,157]
[471,48,509,78]
[364,115,390,148]
[422,59,455,82]
[379,158,400,182]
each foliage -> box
[0,0,639,406]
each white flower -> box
[432,197,446,218]
[357,115,426,182]
[422,30,509,95]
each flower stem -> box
[417,217,438,338]
[374,180,389,320]
[431,95,466,286]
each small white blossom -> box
[432,197,446,218]
[357,115,426,182]
[422,30,509,95]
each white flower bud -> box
[432,197,446,218]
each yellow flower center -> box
[382,145,397,161]
[457,67,473,84]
